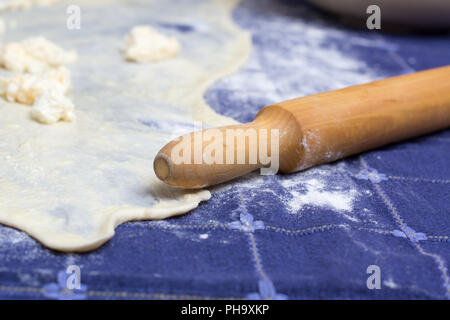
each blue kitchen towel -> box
[0,0,449,299]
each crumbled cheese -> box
[30,89,75,124]
[123,25,180,63]
[0,66,72,105]
[0,35,77,125]
[0,66,75,125]
[0,37,77,73]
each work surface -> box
[1,0,449,299]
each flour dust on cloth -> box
[0,0,250,251]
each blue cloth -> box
[0,0,449,299]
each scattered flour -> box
[383,278,399,289]
[278,164,361,222]
[0,226,33,245]
[288,178,357,213]
[123,25,180,63]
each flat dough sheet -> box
[0,0,250,251]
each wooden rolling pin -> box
[154,65,450,189]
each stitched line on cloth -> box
[427,235,450,241]
[236,186,284,300]
[0,285,43,294]
[413,243,450,299]
[0,284,241,300]
[388,175,450,184]
[360,157,405,227]
[145,222,449,241]
[247,232,270,281]
[146,223,229,230]
[266,224,449,241]
[360,155,450,299]
[236,187,270,282]
[265,224,343,235]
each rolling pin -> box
[154,65,450,189]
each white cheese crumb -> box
[0,66,75,125]
[30,89,75,124]
[123,25,180,63]
[0,35,77,125]
[0,36,77,73]
[0,66,72,105]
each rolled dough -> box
[0,0,250,251]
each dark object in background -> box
[308,0,450,29]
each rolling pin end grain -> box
[154,154,172,182]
